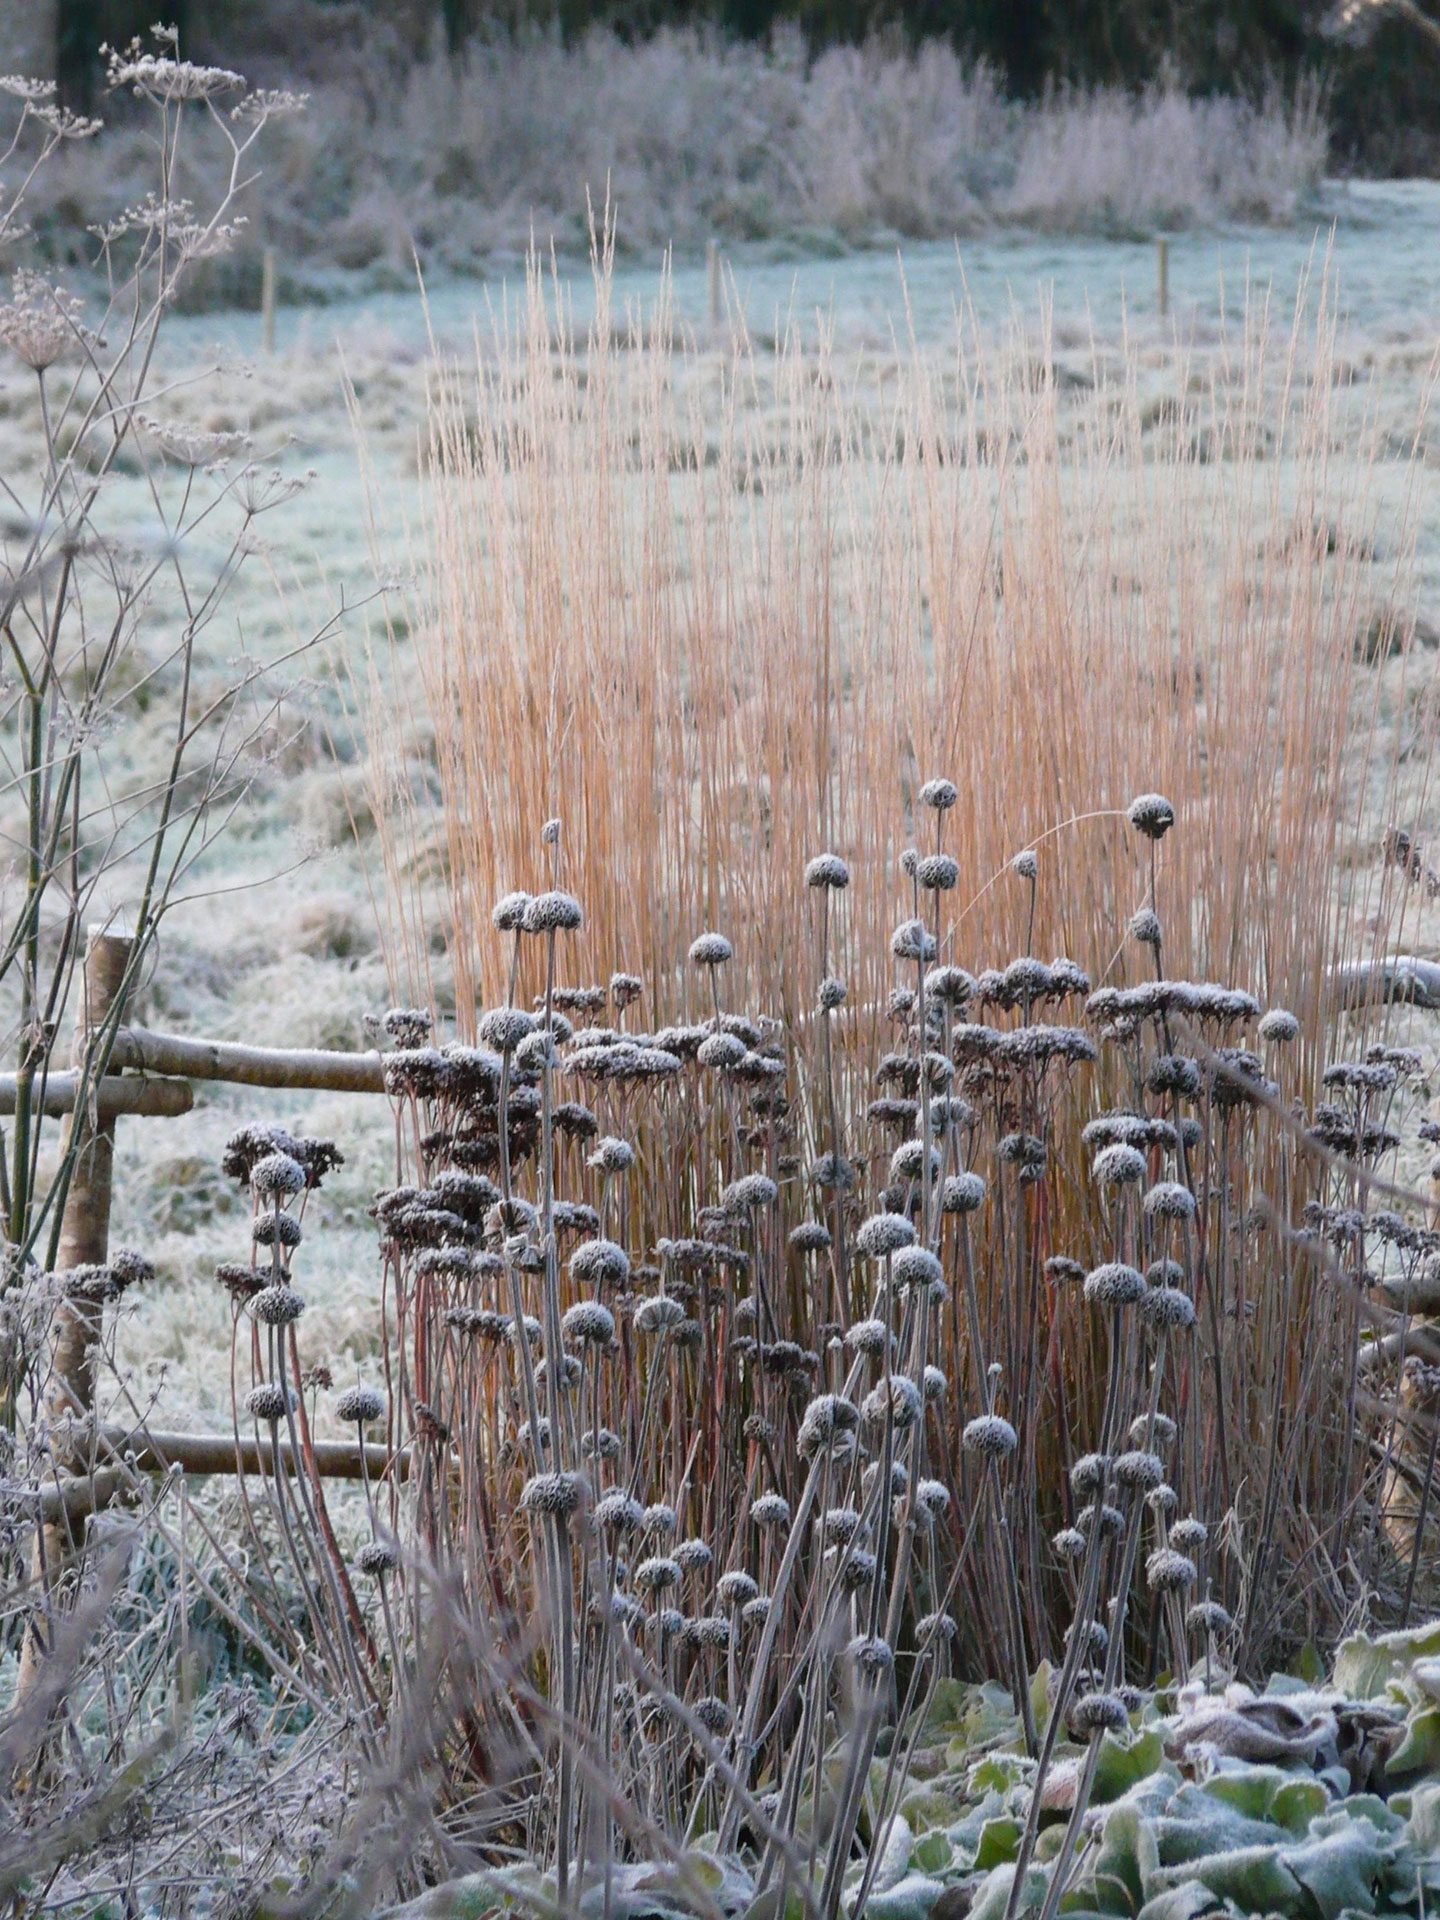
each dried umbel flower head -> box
[335,1384,385,1425]
[724,1172,778,1211]
[1127,793,1175,840]
[797,1392,860,1458]
[383,1007,433,1048]
[717,1569,760,1608]
[1069,1691,1130,1738]
[1130,907,1162,948]
[962,1413,1018,1460]
[523,890,583,934]
[594,1492,645,1535]
[863,1374,924,1430]
[845,1317,892,1358]
[610,972,643,1011]
[250,1285,305,1326]
[635,1556,682,1594]
[108,1247,155,1294]
[1067,1618,1109,1659]
[926,964,975,1008]
[355,1540,401,1578]
[1070,1453,1108,1498]
[689,932,734,968]
[1053,1527,1086,1560]
[1169,1517,1208,1553]
[817,976,848,1012]
[846,1634,895,1678]
[215,1262,266,1300]
[923,1364,947,1401]
[1012,849,1038,881]
[919,777,958,812]
[789,1221,832,1255]
[253,1211,303,1251]
[805,853,851,889]
[915,1478,950,1519]
[1258,1007,1300,1044]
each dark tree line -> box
[52,0,1440,170]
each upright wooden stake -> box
[262,245,277,354]
[17,929,134,1702]
[1156,237,1169,320]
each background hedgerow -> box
[19,32,1327,291]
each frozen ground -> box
[25,180,1435,1434]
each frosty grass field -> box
[37,176,1438,1442]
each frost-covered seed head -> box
[594,1493,645,1534]
[335,1385,385,1425]
[1012,849,1038,881]
[1141,1286,1197,1332]
[674,1538,712,1573]
[1084,1263,1146,1308]
[1259,1007,1300,1044]
[1070,1453,1108,1499]
[818,977,848,1012]
[251,1152,306,1199]
[917,1611,958,1643]
[1148,1483,1179,1517]
[697,1032,747,1070]
[634,1556,681,1594]
[634,1294,687,1335]
[856,1212,916,1259]
[805,853,851,890]
[941,1172,987,1215]
[693,1696,732,1735]
[563,1301,616,1346]
[1114,1449,1165,1493]
[643,1504,678,1537]
[520,1472,587,1517]
[1069,1691,1130,1737]
[717,1569,759,1608]
[355,1540,401,1577]
[689,932,733,968]
[845,1317,892,1358]
[590,1136,636,1175]
[523,890,583,934]
[847,1634,895,1676]
[1129,1412,1177,1450]
[893,1246,946,1300]
[915,1478,950,1518]
[1187,1600,1232,1635]
[919,778,958,812]
[724,1172,778,1211]
[570,1239,631,1289]
[789,1221,832,1254]
[1127,793,1175,840]
[751,1492,791,1528]
[1169,1517,1208,1553]
[863,1374,924,1430]
[923,1364,947,1401]
[478,1006,537,1053]
[891,919,938,964]
[916,853,959,892]
[1144,1181,1196,1221]
[250,1285,305,1326]
[1053,1527,1086,1560]
[1092,1143,1147,1187]
[1130,908,1162,948]
[245,1383,293,1422]
[962,1414,1018,1460]
[1146,1547,1197,1593]
[493,891,531,931]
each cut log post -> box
[18,929,133,1700]
[0,1072,193,1117]
[108,1026,384,1093]
[26,1427,409,1526]
[1330,955,1440,1010]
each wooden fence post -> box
[17,928,134,1700]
